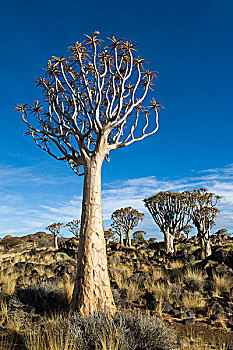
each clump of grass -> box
[59,275,75,304]
[182,291,206,311]
[24,314,76,350]
[169,260,184,282]
[124,280,142,302]
[144,268,168,292]
[144,279,173,315]
[24,311,176,350]
[0,272,17,296]
[109,262,133,290]
[0,335,16,350]
[184,267,204,291]
[212,273,233,296]
[0,299,26,333]
[184,267,203,284]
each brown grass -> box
[182,291,206,311]
[24,314,77,350]
[212,273,233,296]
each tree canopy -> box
[15,31,162,176]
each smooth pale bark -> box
[199,232,211,259]
[125,229,132,247]
[71,155,116,315]
[120,233,124,246]
[54,234,58,250]
[164,231,174,253]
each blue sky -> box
[0,0,233,238]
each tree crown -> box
[45,222,64,236]
[188,188,221,231]
[111,207,144,234]
[15,32,162,175]
[144,191,192,234]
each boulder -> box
[183,318,195,324]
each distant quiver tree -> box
[66,219,81,239]
[15,32,162,315]
[111,207,144,247]
[189,188,221,259]
[182,224,193,239]
[45,222,64,249]
[144,191,192,253]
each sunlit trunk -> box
[54,234,58,249]
[120,233,124,246]
[71,155,116,315]
[125,229,132,247]
[199,231,211,259]
[164,231,174,253]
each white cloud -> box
[1,162,233,238]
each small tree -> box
[189,188,221,259]
[144,191,192,253]
[132,230,146,243]
[16,32,162,315]
[66,219,81,239]
[45,222,64,249]
[110,211,125,246]
[182,224,193,239]
[215,228,228,237]
[104,229,115,245]
[111,207,144,247]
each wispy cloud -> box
[0,162,233,238]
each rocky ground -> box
[0,231,232,349]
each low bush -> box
[1,236,22,250]
[66,310,177,350]
[17,282,67,313]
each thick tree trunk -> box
[71,155,116,315]
[204,239,211,258]
[125,229,132,247]
[199,232,211,259]
[164,231,174,253]
[54,234,58,249]
[120,233,124,246]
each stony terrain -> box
[0,231,232,349]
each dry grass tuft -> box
[184,267,203,284]
[212,273,232,296]
[0,335,16,350]
[60,275,75,304]
[0,272,17,296]
[24,314,76,350]
[182,291,206,311]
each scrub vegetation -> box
[0,228,232,349]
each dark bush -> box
[1,236,22,250]
[17,282,67,313]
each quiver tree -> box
[144,191,192,253]
[183,224,193,239]
[15,32,162,315]
[132,230,147,243]
[111,207,144,247]
[45,222,64,249]
[66,219,81,239]
[110,210,125,246]
[104,229,115,245]
[189,188,221,259]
